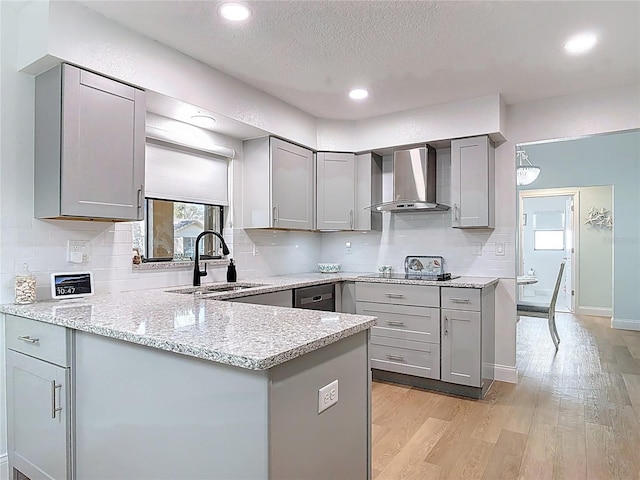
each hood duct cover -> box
[368,145,449,212]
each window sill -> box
[132,259,229,271]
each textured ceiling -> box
[80,0,640,121]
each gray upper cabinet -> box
[35,64,146,221]
[316,152,356,230]
[355,152,383,231]
[450,135,495,229]
[243,137,315,230]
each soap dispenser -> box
[226,259,237,283]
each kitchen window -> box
[133,199,224,262]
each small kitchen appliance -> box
[359,255,460,281]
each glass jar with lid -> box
[15,263,36,304]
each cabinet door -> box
[450,136,494,228]
[316,152,355,230]
[61,64,146,220]
[7,350,70,480]
[441,309,481,387]
[270,138,314,229]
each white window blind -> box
[145,140,228,206]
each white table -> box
[516,275,539,285]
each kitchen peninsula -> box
[2,284,375,480]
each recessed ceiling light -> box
[349,88,369,100]
[190,114,216,127]
[219,3,251,22]
[564,33,597,54]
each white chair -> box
[517,262,565,349]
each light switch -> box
[495,242,505,256]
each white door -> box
[519,193,574,311]
[560,196,575,312]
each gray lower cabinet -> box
[441,308,481,386]
[35,63,146,221]
[5,316,72,480]
[356,283,441,380]
[74,329,370,479]
[357,282,496,394]
[440,287,495,389]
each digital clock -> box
[50,271,94,300]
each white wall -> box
[18,0,318,148]
[578,186,613,314]
[495,84,640,374]
[520,130,639,325]
[354,94,504,151]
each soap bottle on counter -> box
[15,263,36,304]
[227,258,237,283]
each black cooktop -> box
[359,273,461,281]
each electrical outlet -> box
[495,242,505,256]
[473,242,482,256]
[345,242,352,254]
[318,380,339,413]
[67,240,89,263]
[252,245,260,256]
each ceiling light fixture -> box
[219,3,251,22]
[516,147,541,186]
[190,114,217,127]
[564,33,597,54]
[349,88,369,100]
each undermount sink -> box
[166,283,266,295]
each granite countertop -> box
[200,272,500,301]
[0,272,499,371]
[1,289,376,371]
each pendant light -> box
[516,146,541,186]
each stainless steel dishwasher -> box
[293,283,335,311]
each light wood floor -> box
[371,313,640,479]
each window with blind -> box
[133,139,229,262]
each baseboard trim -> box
[493,364,518,384]
[0,453,8,480]
[577,306,612,317]
[611,317,640,331]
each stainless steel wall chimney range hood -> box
[368,145,449,212]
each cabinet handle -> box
[17,335,39,344]
[386,354,405,362]
[273,205,279,226]
[137,185,144,216]
[385,293,404,299]
[450,298,470,303]
[444,316,449,336]
[453,204,459,221]
[386,320,405,327]
[51,381,62,419]
[349,209,354,229]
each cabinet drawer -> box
[5,315,71,367]
[370,336,440,379]
[357,302,439,343]
[441,287,481,311]
[355,282,439,307]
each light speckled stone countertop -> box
[0,272,498,371]
[1,289,376,371]
[201,272,500,301]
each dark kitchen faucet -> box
[192,230,230,286]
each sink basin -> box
[166,283,266,295]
